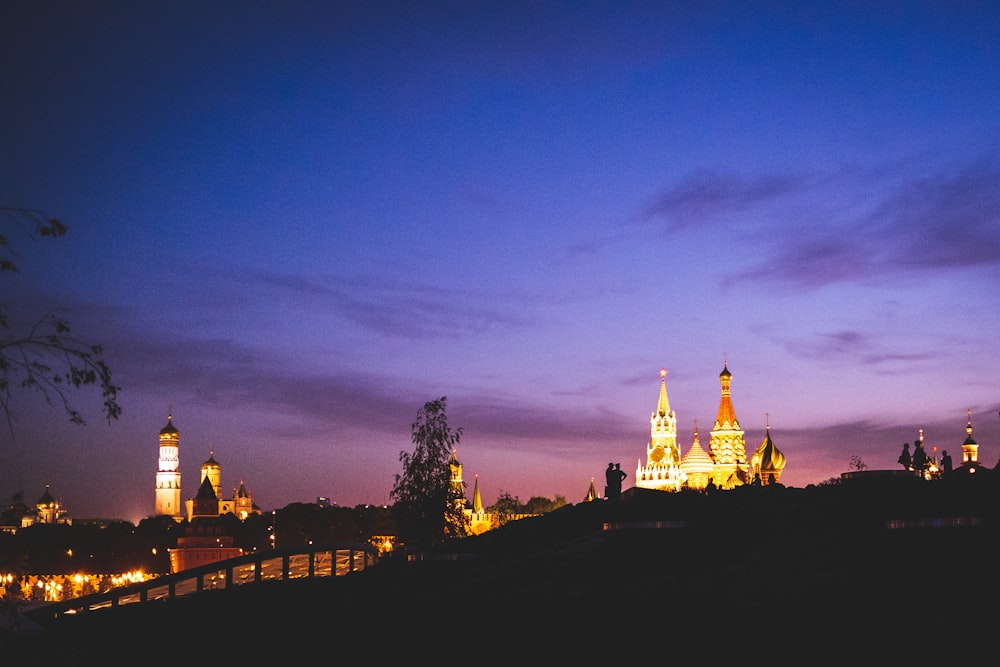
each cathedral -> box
[635,362,786,492]
[153,414,261,522]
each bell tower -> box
[154,414,183,519]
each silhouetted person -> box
[912,440,928,474]
[898,442,911,469]
[605,462,616,500]
[614,463,627,498]
[941,450,952,475]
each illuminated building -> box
[154,414,182,519]
[635,368,684,491]
[749,420,786,486]
[151,414,260,521]
[168,476,242,573]
[953,410,989,477]
[961,410,979,465]
[20,485,71,527]
[679,424,714,491]
[184,451,261,521]
[637,362,786,492]
[584,478,601,502]
[708,362,748,488]
[449,449,534,534]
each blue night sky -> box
[3,1,999,523]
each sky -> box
[2,1,999,524]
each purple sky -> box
[3,2,999,523]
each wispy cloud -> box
[645,169,806,232]
[646,155,1000,291]
[257,271,536,339]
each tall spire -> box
[636,368,683,491]
[709,359,747,483]
[472,473,483,513]
[715,361,739,429]
[657,368,670,417]
[961,409,978,464]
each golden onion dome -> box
[755,427,786,472]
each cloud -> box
[878,158,1000,270]
[780,329,935,369]
[645,169,805,232]
[256,271,536,339]
[646,155,1000,291]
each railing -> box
[23,542,379,623]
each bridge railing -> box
[23,542,379,623]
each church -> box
[635,362,786,492]
[153,414,261,522]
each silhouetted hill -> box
[7,477,999,664]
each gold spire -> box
[715,361,739,429]
[657,368,670,417]
[472,473,483,513]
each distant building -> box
[449,450,533,534]
[183,451,261,521]
[168,476,242,573]
[154,415,182,519]
[151,413,260,521]
[636,362,786,493]
[20,485,72,527]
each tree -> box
[848,455,867,472]
[0,208,121,433]
[390,397,468,548]
[488,490,521,528]
[523,495,568,514]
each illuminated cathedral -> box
[153,414,260,522]
[635,362,786,492]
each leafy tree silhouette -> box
[390,397,468,549]
[0,208,121,435]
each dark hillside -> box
[7,478,998,664]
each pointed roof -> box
[963,411,977,447]
[472,474,483,513]
[236,481,250,498]
[195,475,217,500]
[714,361,740,429]
[656,368,671,417]
[37,485,56,505]
[584,477,600,502]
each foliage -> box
[0,208,121,432]
[848,455,867,471]
[390,397,467,548]
[523,495,568,514]
[488,491,521,527]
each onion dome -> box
[754,425,786,484]
[160,414,178,435]
[202,454,220,470]
[37,485,56,506]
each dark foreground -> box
[5,476,999,665]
